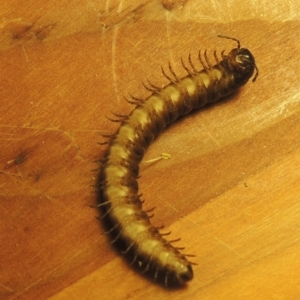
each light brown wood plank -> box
[1,1,300,299]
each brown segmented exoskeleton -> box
[98,35,259,287]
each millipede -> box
[98,35,258,287]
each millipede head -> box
[218,34,259,85]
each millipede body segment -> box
[99,36,258,287]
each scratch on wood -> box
[0,282,14,293]
[22,44,29,62]
[161,0,189,11]
[2,19,55,42]
[214,236,246,259]
[98,2,148,29]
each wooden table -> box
[1,1,300,299]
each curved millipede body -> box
[99,36,258,286]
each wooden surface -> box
[1,1,300,299]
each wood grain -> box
[1,1,300,299]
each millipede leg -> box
[181,57,193,76]
[213,50,219,64]
[198,50,209,72]
[188,53,198,74]
[204,50,212,69]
